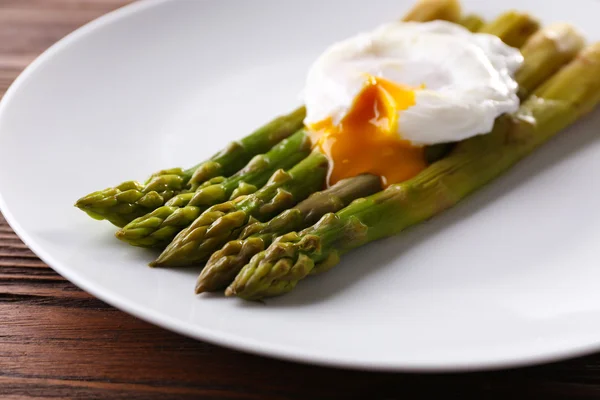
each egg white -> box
[302,20,524,145]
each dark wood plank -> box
[2,1,600,399]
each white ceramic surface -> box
[1,0,600,372]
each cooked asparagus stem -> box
[152,152,330,268]
[515,23,586,99]
[75,107,306,227]
[227,43,600,300]
[459,14,485,32]
[115,130,311,248]
[199,21,583,294]
[479,10,540,48]
[197,174,382,293]
[401,0,461,23]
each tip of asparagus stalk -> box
[401,0,462,23]
[150,247,192,268]
[195,282,207,294]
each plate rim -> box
[1,0,600,372]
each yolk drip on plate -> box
[307,76,428,187]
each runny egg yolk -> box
[307,76,428,187]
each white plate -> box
[1,0,600,372]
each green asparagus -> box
[115,130,311,248]
[151,13,576,266]
[197,174,382,293]
[479,10,540,48]
[401,0,461,23]
[198,21,584,293]
[151,151,330,268]
[459,14,485,32]
[515,23,585,99]
[226,43,600,300]
[75,107,306,227]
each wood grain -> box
[2,1,600,399]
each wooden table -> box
[2,1,600,398]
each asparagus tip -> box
[74,197,93,211]
[195,281,207,294]
[152,248,172,267]
[114,228,146,241]
[401,0,462,23]
[150,250,187,268]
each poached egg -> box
[302,20,524,186]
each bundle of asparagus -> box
[150,151,330,267]
[115,130,313,247]
[194,20,585,293]
[227,42,600,300]
[115,6,539,250]
[153,12,568,292]
[74,0,600,303]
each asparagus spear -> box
[479,10,540,48]
[197,22,585,293]
[75,107,306,227]
[227,43,600,300]
[459,14,485,32]
[197,174,382,292]
[115,130,311,247]
[401,0,461,23]
[151,151,330,267]
[515,23,585,99]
